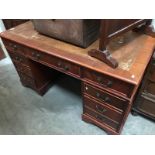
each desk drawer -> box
[19,73,36,89]
[148,63,155,82]
[13,61,33,78]
[84,107,119,131]
[137,94,155,117]
[27,48,80,78]
[83,69,134,98]
[143,80,155,95]
[2,39,26,55]
[83,83,128,112]
[83,95,123,123]
[9,51,29,66]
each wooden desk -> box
[1,22,155,134]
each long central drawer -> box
[25,47,81,78]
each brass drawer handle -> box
[97,77,113,87]
[96,105,107,113]
[57,62,62,67]
[36,53,41,60]
[31,52,41,60]
[32,52,35,57]
[64,65,69,71]
[96,92,111,103]
[15,56,22,62]
[107,80,113,87]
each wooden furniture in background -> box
[132,52,155,120]
[0,22,155,134]
[88,19,154,68]
[2,19,29,30]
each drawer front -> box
[13,61,33,78]
[27,48,80,78]
[83,96,123,123]
[2,39,26,55]
[84,107,119,131]
[19,73,36,89]
[83,69,134,98]
[9,52,29,66]
[143,80,155,95]
[137,95,155,117]
[83,83,128,112]
[148,63,155,82]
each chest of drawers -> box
[132,53,155,120]
[1,21,155,134]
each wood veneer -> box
[1,21,155,134]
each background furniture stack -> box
[2,19,29,30]
[132,53,155,120]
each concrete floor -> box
[0,57,155,135]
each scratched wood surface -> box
[1,21,155,85]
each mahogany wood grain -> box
[88,19,153,68]
[1,21,155,134]
[1,22,155,85]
